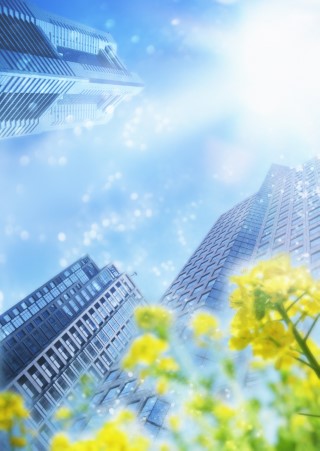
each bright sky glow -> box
[230,1,320,138]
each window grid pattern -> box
[0,0,143,139]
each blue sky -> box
[1,0,320,310]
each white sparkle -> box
[74,126,82,136]
[171,18,180,26]
[82,194,90,203]
[58,232,66,242]
[146,45,155,55]
[130,192,139,200]
[19,155,30,166]
[59,259,68,268]
[58,156,68,166]
[20,230,30,241]
[105,19,115,29]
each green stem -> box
[304,314,320,342]
[298,412,320,418]
[286,293,306,313]
[279,306,320,378]
[293,356,319,373]
[294,314,305,327]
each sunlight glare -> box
[230,1,320,126]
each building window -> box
[101,386,120,404]
[29,367,47,388]
[120,380,136,396]
[18,375,38,398]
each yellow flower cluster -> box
[190,311,221,345]
[51,410,150,451]
[122,333,168,369]
[135,305,172,338]
[0,391,29,431]
[230,255,318,315]
[229,255,319,368]
[187,391,234,418]
[55,406,72,421]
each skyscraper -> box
[0,256,146,450]
[159,158,320,381]
[88,159,320,435]
[0,0,143,139]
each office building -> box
[0,0,143,139]
[92,159,320,436]
[159,158,320,380]
[0,256,146,450]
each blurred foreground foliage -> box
[1,255,319,450]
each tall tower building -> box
[158,158,320,383]
[0,256,146,450]
[0,0,143,139]
[90,158,320,434]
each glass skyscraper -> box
[159,158,320,385]
[91,159,320,434]
[77,158,320,439]
[0,256,146,450]
[0,0,143,139]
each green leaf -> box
[254,290,267,320]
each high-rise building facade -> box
[0,0,143,139]
[0,256,146,450]
[160,158,320,380]
[90,159,320,434]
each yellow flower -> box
[135,306,172,337]
[0,392,29,431]
[191,311,219,339]
[54,406,72,421]
[97,414,150,451]
[214,403,235,421]
[10,436,27,448]
[51,411,150,451]
[229,335,252,351]
[122,334,168,369]
[159,443,171,451]
[156,378,169,395]
[157,357,179,373]
[186,393,215,416]
[130,435,150,451]
[114,410,135,425]
[251,322,294,360]
[231,255,308,308]
[97,423,130,449]
[51,433,71,451]
[168,415,181,432]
